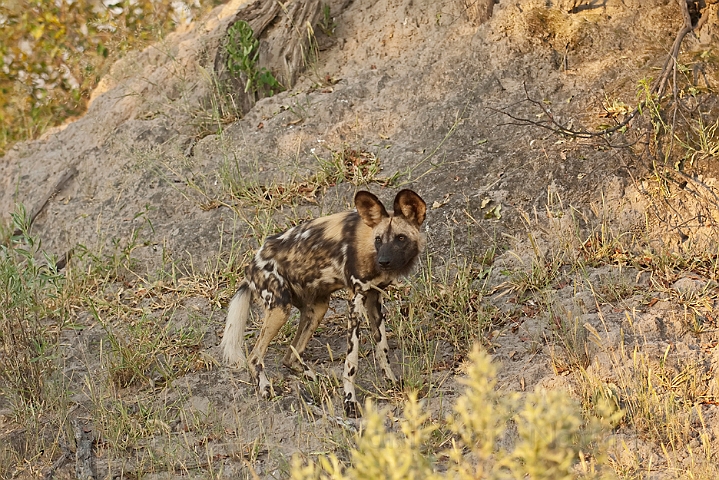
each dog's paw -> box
[388,376,404,391]
[302,367,317,382]
[258,376,273,399]
[344,399,361,418]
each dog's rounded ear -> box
[393,190,426,226]
[355,191,389,228]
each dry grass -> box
[4,162,719,477]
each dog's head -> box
[355,189,427,275]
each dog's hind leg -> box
[247,304,292,398]
[282,296,330,380]
[365,289,398,384]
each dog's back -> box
[247,211,360,302]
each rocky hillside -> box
[2,0,719,477]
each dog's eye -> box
[397,234,406,242]
[375,236,382,245]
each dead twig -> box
[12,166,77,237]
[489,83,641,140]
[654,0,696,99]
[42,443,72,480]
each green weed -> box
[225,20,283,99]
[220,146,387,213]
[508,235,562,295]
[319,4,337,36]
[0,205,65,414]
[548,310,591,374]
[92,306,205,389]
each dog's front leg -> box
[343,291,365,417]
[365,288,398,385]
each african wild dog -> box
[221,189,426,416]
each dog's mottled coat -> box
[221,189,426,416]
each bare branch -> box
[488,83,639,140]
[491,1,713,140]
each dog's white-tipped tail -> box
[220,283,251,367]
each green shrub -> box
[292,346,615,479]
